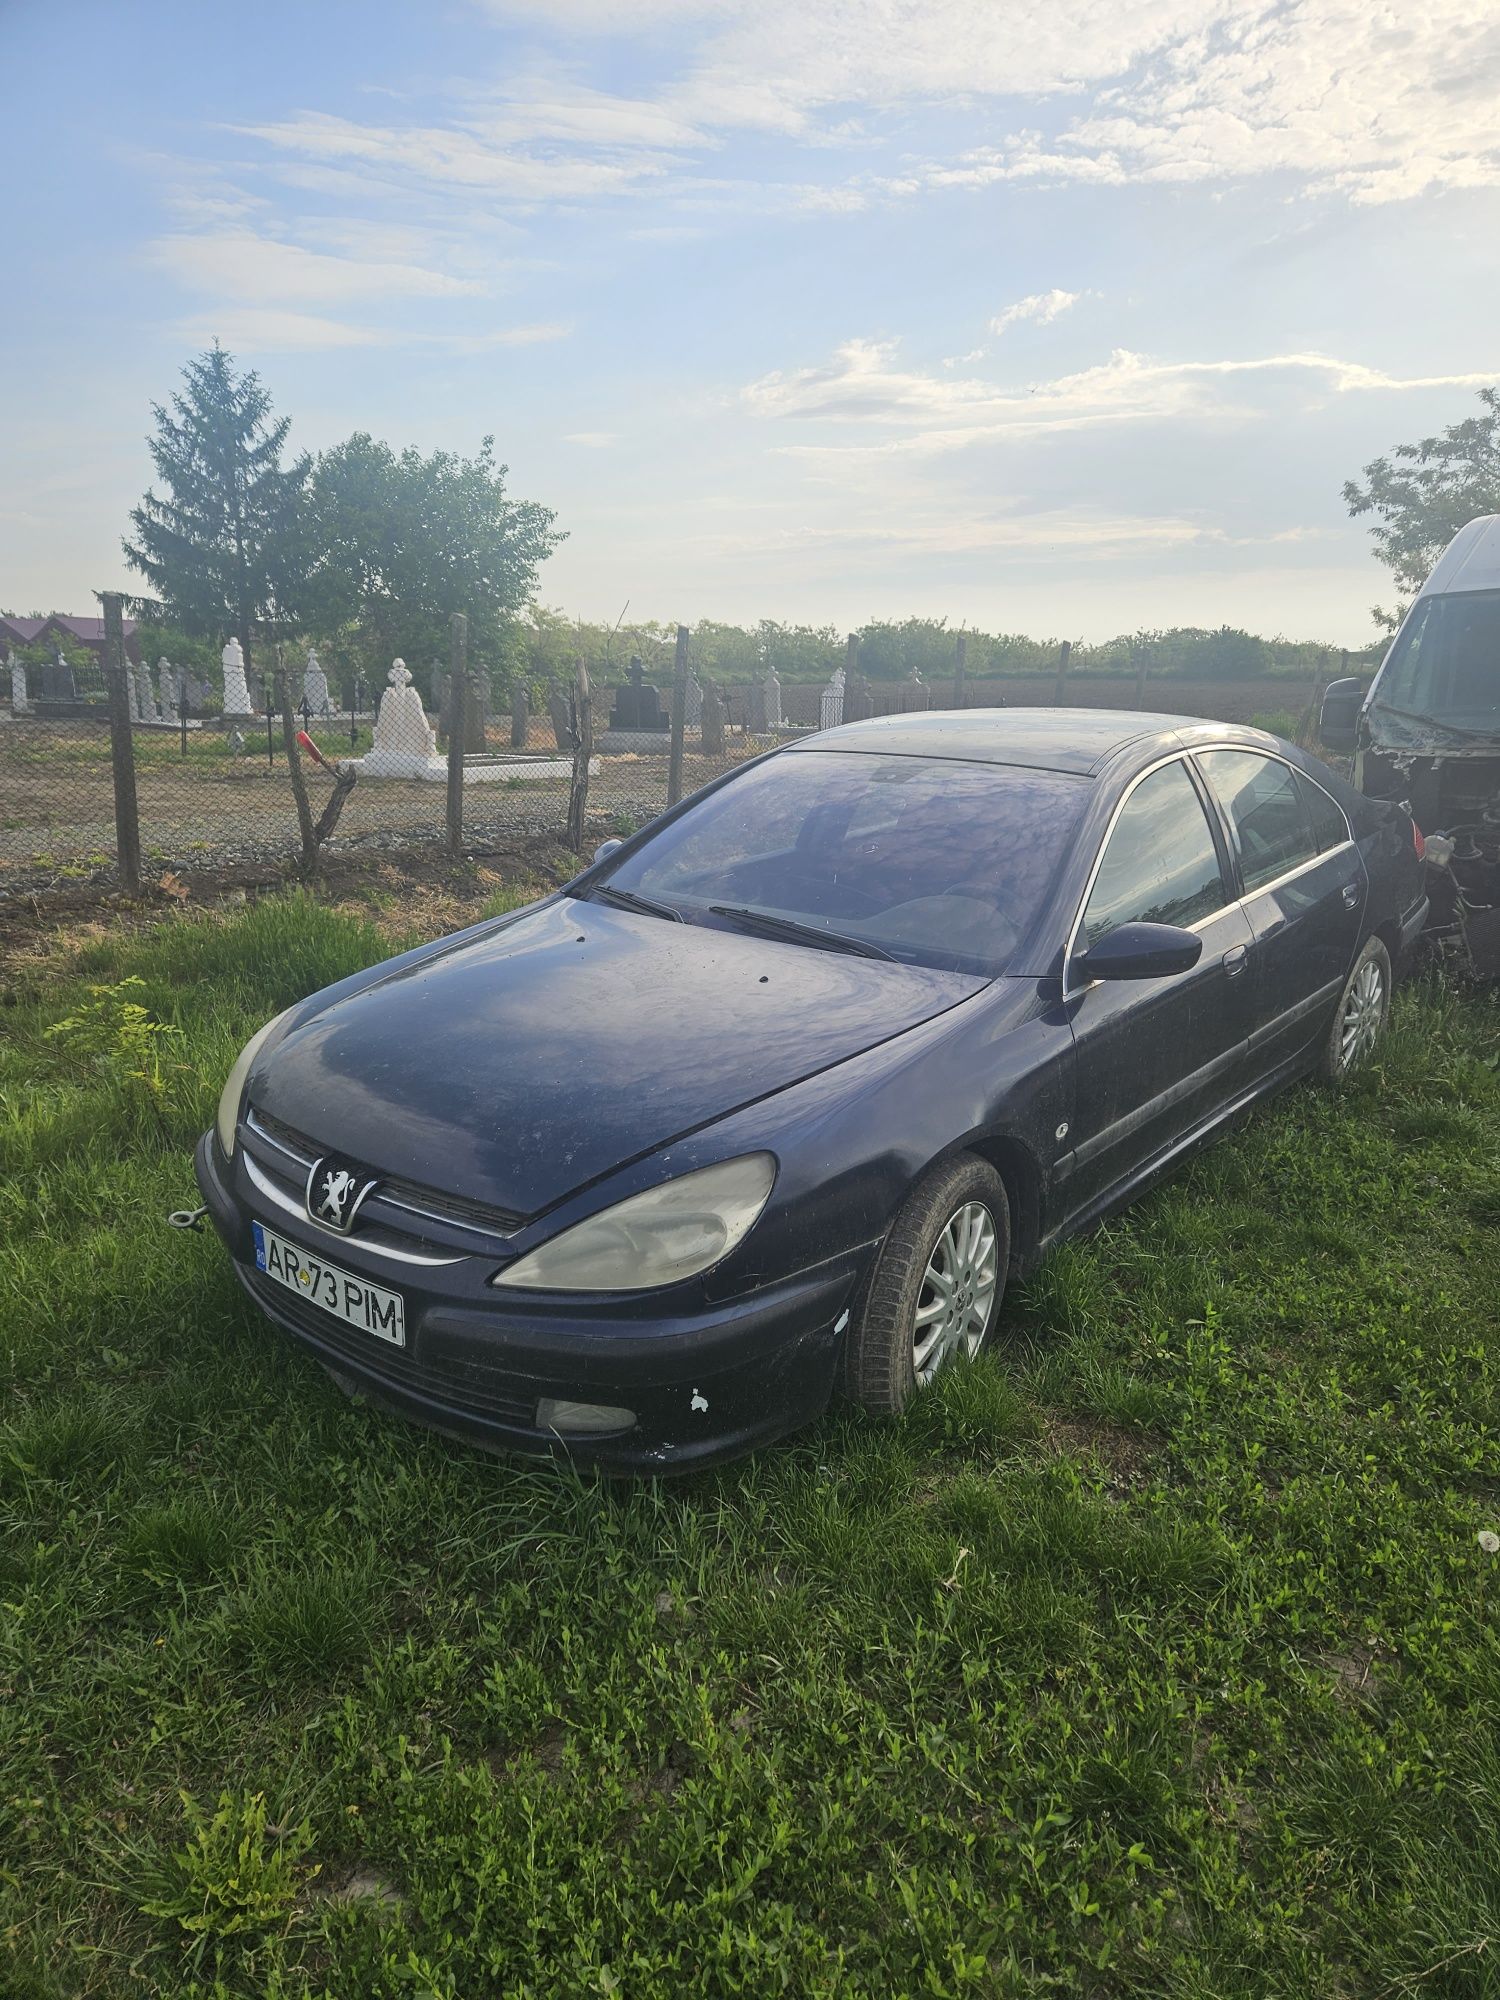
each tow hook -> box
[166,1205,209,1233]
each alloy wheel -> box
[1339,957,1386,1072]
[913,1200,998,1387]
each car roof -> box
[787,706,1247,777]
[1414,513,1500,599]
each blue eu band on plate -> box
[252,1221,406,1347]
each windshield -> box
[1374,590,1500,735]
[595,749,1090,975]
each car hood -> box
[252,897,984,1217]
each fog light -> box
[535,1397,637,1436]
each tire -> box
[1320,934,1392,1081]
[842,1155,1010,1416]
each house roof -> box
[0,613,137,646]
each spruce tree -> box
[124,345,311,679]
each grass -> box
[3,888,1500,1997]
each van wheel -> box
[1321,935,1392,1080]
[842,1156,1009,1416]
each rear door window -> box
[1083,760,1229,946]
[1199,750,1318,894]
[1295,772,1351,853]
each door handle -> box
[1222,944,1248,978]
[1341,882,1360,909]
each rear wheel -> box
[842,1155,1009,1416]
[1320,934,1392,1081]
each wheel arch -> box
[953,1130,1044,1276]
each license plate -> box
[252,1221,406,1347]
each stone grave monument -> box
[221,637,253,718]
[358,659,446,779]
[303,646,334,718]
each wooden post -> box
[567,656,593,849]
[276,660,318,873]
[446,612,468,856]
[1052,639,1072,707]
[102,593,141,893]
[954,631,967,709]
[511,682,528,751]
[667,623,689,807]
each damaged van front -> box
[1322,514,1500,974]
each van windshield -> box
[1375,589,1500,735]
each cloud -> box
[743,337,1500,457]
[169,308,571,354]
[990,288,1080,336]
[151,227,485,306]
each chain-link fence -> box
[0,609,1338,895]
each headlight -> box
[215,1009,293,1158]
[494,1154,776,1293]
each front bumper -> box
[194,1132,862,1472]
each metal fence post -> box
[446,613,468,856]
[567,655,592,850]
[666,623,689,808]
[954,630,967,708]
[1053,639,1072,706]
[102,593,141,893]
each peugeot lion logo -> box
[305,1157,376,1234]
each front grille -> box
[244,1107,523,1244]
[249,1271,539,1427]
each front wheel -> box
[1320,934,1392,1081]
[842,1155,1010,1416]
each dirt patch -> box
[0,835,580,982]
[1043,1413,1157,1498]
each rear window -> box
[603,749,1091,974]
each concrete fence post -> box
[102,593,141,893]
[667,623,689,808]
[446,613,468,855]
[567,656,593,849]
[1053,639,1072,707]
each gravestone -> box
[609,657,667,733]
[303,646,334,718]
[221,637,253,716]
[359,659,445,778]
[819,664,846,731]
[132,655,157,722]
[8,659,27,714]
[906,665,931,712]
[548,688,576,752]
[158,658,179,722]
[511,683,529,750]
[40,654,77,702]
[700,678,725,757]
[228,727,246,757]
[685,673,703,728]
[762,664,783,730]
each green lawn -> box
[3,891,1500,1998]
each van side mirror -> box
[1074,921,1203,982]
[1319,677,1365,755]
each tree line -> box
[96,347,1500,706]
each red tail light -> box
[1411,819,1425,860]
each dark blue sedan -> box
[195,709,1427,1470]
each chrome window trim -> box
[1064,752,1228,1000]
[1063,744,1356,1000]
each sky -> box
[3,0,1499,645]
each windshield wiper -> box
[708,904,894,961]
[588,884,685,922]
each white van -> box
[1321,513,1500,970]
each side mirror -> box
[1075,921,1203,983]
[592,838,624,866]
[1319,676,1366,755]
